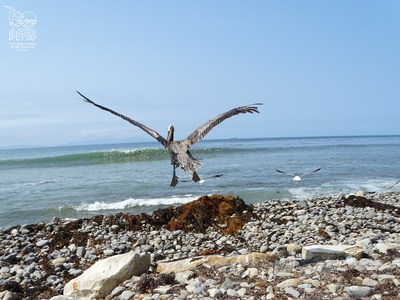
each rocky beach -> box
[1,191,400,300]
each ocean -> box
[1,135,399,228]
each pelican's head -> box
[167,125,175,141]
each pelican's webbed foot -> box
[192,171,201,183]
[170,175,179,187]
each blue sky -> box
[1,1,399,148]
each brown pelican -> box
[276,167,321,182]
[77,91,262,187]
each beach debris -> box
[77,91,261,187]
[89,194,253,235]
[276,167,321,181]
[134,273,176,294]
[342,194,400,217]
[164,194,254,234]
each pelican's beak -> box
[167,125,174,141]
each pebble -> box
[344,285,374,297]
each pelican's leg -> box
[170,165,179,187]
[192,171,201,183]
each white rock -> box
[242,267,258,278]
[287,243,302,253]
[153,285,171,294]
[266,293,275,300]
[303,279,321,288]
[119,290,134,300]
[393,259,400,267]
[2,291,18,300]
[64,251,150,300]
[51,257,66,267]
[237,287,247,297]
[285,287,300,298]
[157,252,276,273]
[362,278,379,287]
[375,243,399,254]
[226,289,238,297]
[344,286,373,297]
[325,283,341,293]
[36,239,50,247]
[68,244,77,252]
[208,288,222,298]
[103,249,114,256]
[175,271,193,284]
[276,278,300,289]
[302,244,364,260]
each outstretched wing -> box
[182,103,262,147]
[77,91,168,146]
[276,169,296,177]
[390,179,400,189]
[301,167,321,177]
[181,173,223,183]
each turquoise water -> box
[1,136,399,228]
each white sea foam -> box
[74,195,198,211]
[287,178,395,200]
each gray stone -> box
[287,243,302,253]
[220,278,237,291]
[362,278,379,287]
[119,290,135,300]
[153,285,171,294]
[208,288,222,298]
[226,289,238,297]
[285,287,300,298]
[103,249,114,256]
[344,286,373,297]
[237,287,247,297]
[76,246,85,257]
[277,279,300,288]
[302,244,364,260]
[2,291,18,300]
[375,243,399,254]
[36,239,50,247]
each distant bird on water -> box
[276,167,321,182]
[77,91,262,187]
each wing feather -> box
[390,179,400,189]
[77,91,168,146]
[301,167,321,176]
[182,103,262,147]
[276,169,296,177]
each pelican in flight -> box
[77,91,262,187]
[276,167,321,182]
